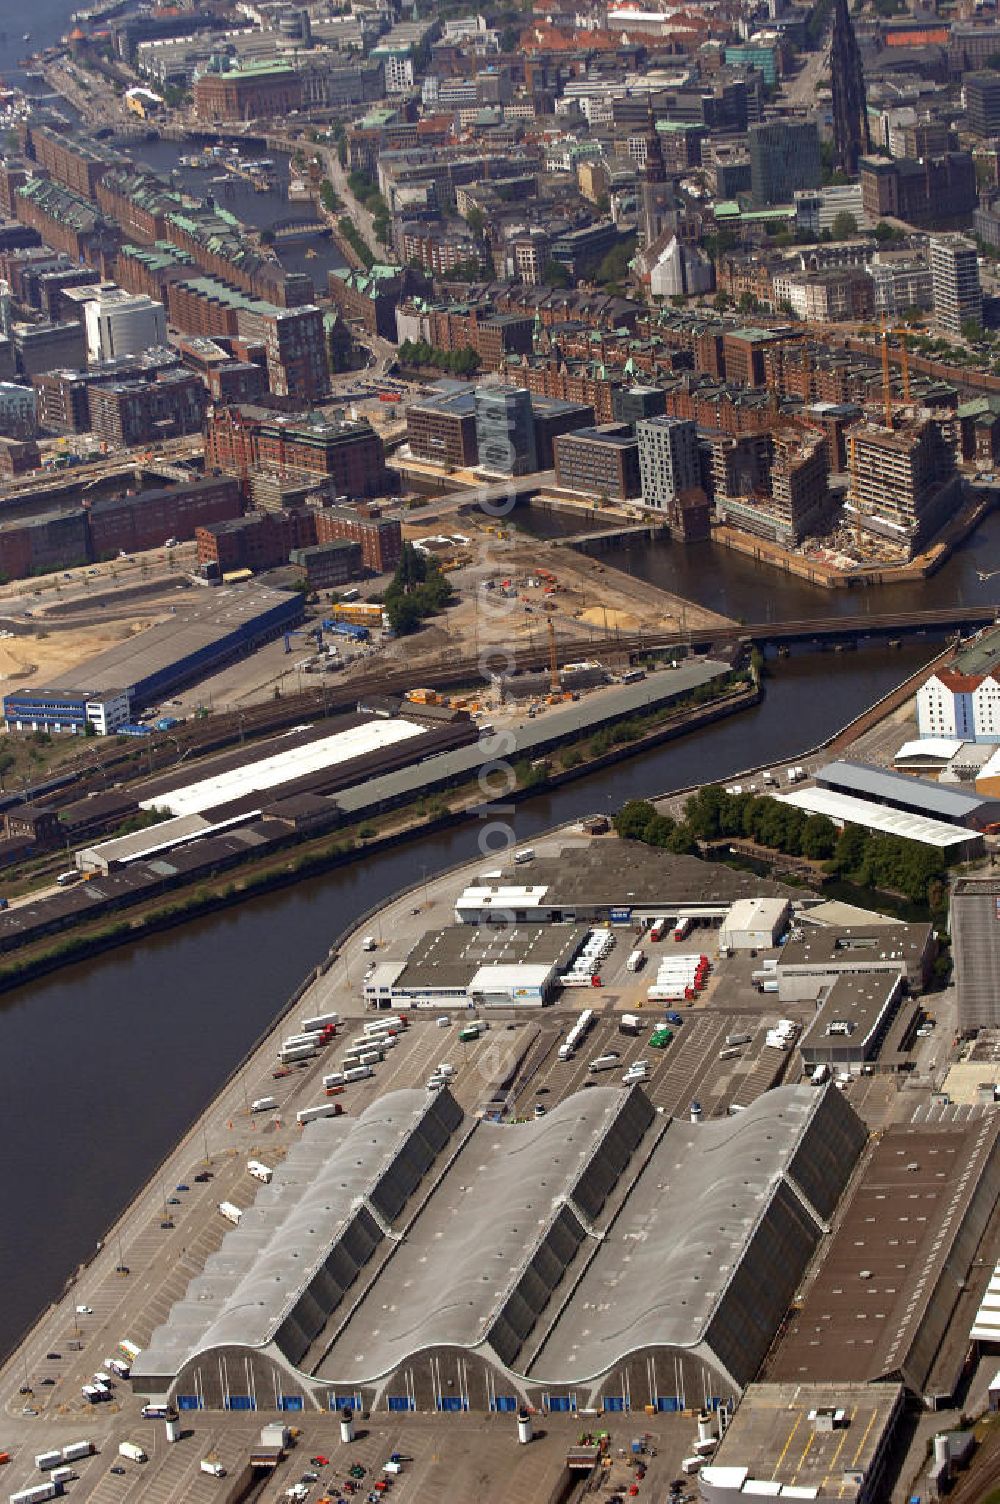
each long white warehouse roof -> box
[140,719,427,818]
[775,787,977,850]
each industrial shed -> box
[363,923,588,1009]
[814,759,1000,830]
[131,1084,865,1416]
[61,584,303,711]
[766,1115,1000,1405]
[454,846,794,926]
[719,897,791,951]
[776,785,984,858]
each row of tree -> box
[382,543,454,634]
[614,784,950,904]
[397,339,480,376]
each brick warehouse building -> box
[194,61,303,123]
[197,503,400,577]
[314,503,402,574]
[15,178,120,271]
[196,510,317,575]
[22,125,119,200]
[205,406,387,496]
[87,476,242,557]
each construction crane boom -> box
[546,616,559,694]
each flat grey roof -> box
[780,921,931,972]
[798,972,902,1061]
[467,843,793,913]
[65,585,298,697]
[335,659,732,816]
[816,759,998,821]
[394,923,587,991]
[704,1380,905,1495]
[767,1116,1000,1391]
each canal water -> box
[131,136,347,287]
[523,502,1000,623]
[0,641,945,1359]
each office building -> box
[406,382,479,470]
[553,424,642,500]
[965,72,1000,137]
[637,416,701,511]
[474,386,537,476]
[0,382,37,439]
[860,153,977,230]
[84,290,167,364]
[87,370,206,448]
[929,234,982,336]
[749,121,821,206]
[3,687,131,736]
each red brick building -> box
[314,504,402,574]
[87,476,242,557]
[195,509,316,574]
[205,406,387,496]
[193,63,302,123]
[25,125,117,200]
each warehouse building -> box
[131,1082,865,1414]
[6,585,303,720]
[951,876,1000,1031]
[798,972,904,1067]
[777,921,935,1001]
[141,716,431,820]
[776,785,985,859]
[814,759,1000,830]
[766,1115,1000,1404]
[363,923,588,1009]
[719,897,790,951]
[455,845,793,927]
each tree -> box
[801,814,837,861]
[543,259,572,288]
[713,291,732,311]
[830,210,859,240]
[962,317,984,341]
[874,221,902,244]
[595,241,635,286]
[737,291,759,314]
[614,800,658,840]
[465,206,486,239]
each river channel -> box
[525,500,1000,622]
[0,640,949,1359]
